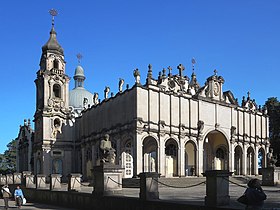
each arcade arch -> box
[203,130,229,172]
[142,136,158,172]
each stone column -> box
[139,172,159,200]
[13,173,22,184]
[0,174,7,185]
[68,174,82,191]
[36,174,47,189]
[203,170,233,207]
[6,174,13,184]
[50,174,62,191]
[25,174,35,188]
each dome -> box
[69,87,94,110]
[42,27,64,54]
[74,65,85,79]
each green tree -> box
[265,97,280,164]
[0,139,17,174]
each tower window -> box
[54,59,59,69]
[53,84,61,98]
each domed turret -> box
[42,26,64,54]
[69,64,94,114]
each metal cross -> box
[49,9,58,26]
[77,53,83,64]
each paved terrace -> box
[2,177,280,210]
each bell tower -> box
[33,9,70,175]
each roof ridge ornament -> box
[49,9,58,27]
[191,57,196,73]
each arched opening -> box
[234,145,243,175]
[53,84,61,98]
[185,141,196,176]
[54,59,59,69]
[258,148,265,174]
[121,140,133,178]
[247,147,255,175]
[52,159,62,174]
[203,131,229,172]
[36,158,41,174]
[143,136,158,173]
[165,139,178,177]
[85,148,92,179]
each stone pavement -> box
[0,199,75,210]
[2,181,280,210]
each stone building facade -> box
[16,21,270,180]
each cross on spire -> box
[77,53,83,64]
[214,69,218,76]
[191,57,196,73]
[49,9,58,27]
[177,64,185,77]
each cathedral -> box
[16,18,270,180]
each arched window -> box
[54,59,59,69]
[53,84,61,98]
[216,148,225,159]
[165,143,177,157]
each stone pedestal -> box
[202,170,233,207]
[0,175,7,185]
[261,167,280,186]
[68,173,82,191]
[36,174,47,189]
[25,174,35,188]
[93,164,124,196]
[50,174,62,190]
[13,173,22,184]
[139,172,160,200]
[6,174,13,184]
[22,171,32,186]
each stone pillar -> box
[13,173,22,184]
[36,174,47,189]
[68,174,82,191]
[50,174,62,191]
[139,172,160,200]
[6,174,13,184]
[93,164,124,196]
[261,167,280,186]
[203,170,233,207]
[25,174,35,188]
[0,174,7,185]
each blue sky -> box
[0,0,279,153]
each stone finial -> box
[177,64,185,77]
[118,78,124,93]
[104,86,110,99]
[133,68,141,84]
[247,91,250,100]
[162,68,166,78]
[168,66,172,76]
[147,64,153,78]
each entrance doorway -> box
[185,141,196,176]
[143,136,158,172]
